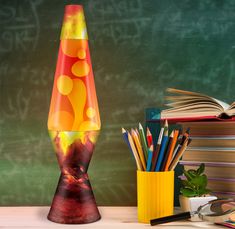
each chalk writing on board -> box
[89,0,143,18]
[0,0,42,53]
[0,63,53,121]
[88,0,150,45]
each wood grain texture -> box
[0,207,219,229]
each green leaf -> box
[181,180,188,187]
[197,163,205,175]
[181,180,196,190]
[180,188,197,197]
[183,169,194,181]
[197,188,211,196]
[190,175,207,189]
[188,169,197,178]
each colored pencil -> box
[139,123,149,160]
[131,129,146,170]
[146,127,153,148]
[164,129,179,171]
[181,127,190,143]
[155,121,169,171]
[169,138,191,171]
[163,120,168,135]
[146,144,154,171]
[171,143,180,162]
[122,122,191,172]
[151,127,164,171]
[127,132,143,171]
[122,128,133,156]
[160,131,174,171]
[122,128,143,170]
[170,129,189,164]
[135,128,140,139]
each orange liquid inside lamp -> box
[47,5,101,224]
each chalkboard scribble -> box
[88,0,150,45]
[2,88,30,121]
[91,17,150,45]
[0,0,43,53]
[89,0,143,18]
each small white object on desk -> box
[0,206,221,229]
[179,195,218,221]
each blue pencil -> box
[155,120,169,171]
[146,145,154,171]
[155,136,169,171]
[122,128,133,155]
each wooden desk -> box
[0,207,223,228]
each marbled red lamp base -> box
[47,130,100,224]
[48,173,100,224]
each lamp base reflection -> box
[47,130,100,224]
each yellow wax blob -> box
[57,75,73,95]
[77,49,86,59]
[72,60,90,77]
[86,107,96,118]
[61,39,88,57]
[79,121,99,131]
[48,110,74,131]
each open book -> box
[161,88,235,121]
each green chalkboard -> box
[0,0,235,206]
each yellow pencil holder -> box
[137,170,174,224]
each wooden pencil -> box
[127,132,143,171]
[169,137,190,171]
[139,123,149,160]
[146,127,153,148]
[164,129,179,171]
[151,127,164,171]
[122,128,143,170]
[160,131,174,171]
[164,120,168,136]
[155,121,169,171]
[170,129,189,165]
[135,128,140,139]
[131,129,146,170]
[146,144,154,171]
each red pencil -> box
[146,127,153,148]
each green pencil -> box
[139,123,148,160]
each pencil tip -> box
[164,119,168,127]
[147,127,151,135]
[121,128,126,133]
[139,123,143,129]
[150,145,154,151]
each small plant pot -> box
[179,195,217,221]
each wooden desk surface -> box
[0,206,223,229]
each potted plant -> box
[179,163,217,219]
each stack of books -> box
[160,88,235,200]
[179,121,235,199]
